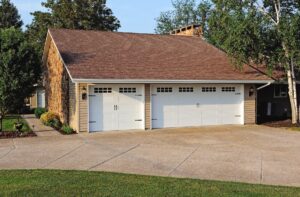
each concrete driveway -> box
[1,125,300,187]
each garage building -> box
[43,28,273,133]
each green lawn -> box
[2,115,31,132]
[0,170,299,197]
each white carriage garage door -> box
[151,84,244,129]
[89,85,145,132]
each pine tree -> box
[0,0,23,29]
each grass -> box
[2,115,31,132]
[0,170,299,197]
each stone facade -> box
[45,38,70,123]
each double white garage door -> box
[89,84,244,132]
[152,84,244,128]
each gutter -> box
[72,79,274,84]
[257,82,272,91]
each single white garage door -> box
[89,85,144,132]
[152,84,244,128]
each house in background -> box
[24,85,46,111]
[41,27,280,133]
[257,84,300,123]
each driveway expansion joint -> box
[0,139,16,160]
[42,143,85,168]
[88,144,140,170]
[168,146,200,176]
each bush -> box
[40,112,60,127]
[35,108,47,118]
[61,124,74,134]
[49,118,62,130]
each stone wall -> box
[45,38,69,123]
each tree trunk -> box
[0,117,2,132]
[287,67,299,124]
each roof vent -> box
[170,25,203,37]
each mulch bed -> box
[262,119,300,128]
[0,131,37,139]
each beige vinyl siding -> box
[68,81,78,131]
[244,84,257,124]
[145,84,151,129]
[79,83,88,132]
[30,92,38,109]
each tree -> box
[155,0,211,35]
[208,0,300,124]
[0,0,23,29]
[26,0,121,56]
[0,28,40,131]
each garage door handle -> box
[135,119,143,122]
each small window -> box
[94,88,112,93]
[157,87,172,93]
[202,87,216,92]
[222,87,236,92]
[179,87,194,92]
[274,85,287,98]
[119,88,136,93]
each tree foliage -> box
[0,0,23,29]
[26,0,121,55]
[155,0,211,34]
[0,28,40,130]
[207,0,300,123]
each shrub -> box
[61,124,74,134]
[49,118,62,130]
[35,108,47,118]
[40,112,60,126]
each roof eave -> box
[71,79,274,84]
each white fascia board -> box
[72,79,274,84]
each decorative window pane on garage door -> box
[94,88,112,93]
[157,87,172,93]
[119,88,137,93]
[179,87,194,92]
[222,87,236,92]
[202,87,216,92]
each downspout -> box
[257,82,272,91]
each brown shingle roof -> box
[49,29,272,81]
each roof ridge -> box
[48,28,206,39]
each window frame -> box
[157,87,173,93]
[274,85,288,98]
[119,87,137,93]
[179,87,194,93]
[94,87,112,94]
[221,87,236,92]
[202,87,217,93]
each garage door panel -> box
[152,84,244,129]
[152,94,177,128]
[89,85,144,132]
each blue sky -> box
[11,0,175,33]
